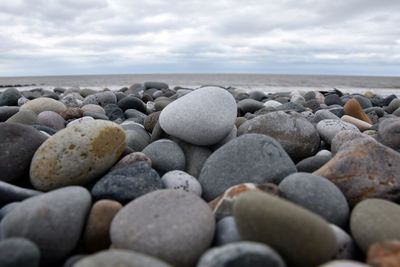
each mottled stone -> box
[367,240,400,267]
[161,170,202,196]
[59,107,84,120]
[378,118,400,152]
[316,119,360,145]
[112,152,152,170]
[330,130,372,155]
[82,91,117,107]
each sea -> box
[1,73,400,96]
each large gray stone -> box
[159,87,237,146]
[198,134,297,201]
[0,181,42,207]
[316,119,360,145]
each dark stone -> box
[296,154,331,172]
[325,94,343,106]
[144,81,169,90]
[144,111,161,132]
[304,99,321,112]
[237,99,264,115]
[124,109,147,125]
[0,238,40,267]
[117,95,147,113]
[0,107,19,122]
[249,91,267,101]
[104,104,125,121]
[383,95,397,107]
[276,102,307,113]
[31,124,57,135]
[0,88,21,106]
[354,95,373,109]
[0,181,42,207]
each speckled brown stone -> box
[344,99,372,124]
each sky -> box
[1,0,400,77]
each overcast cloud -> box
[1,0,400,76]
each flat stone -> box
[159,87,237,146]
[233,191,336,267]
[20,97,67,114]
[296,154,331,172]
[198,134,297,201]
[161,170,202,196]
[316,119,360,145]
[30,120,126,191]
[111,189,215,267]
[0,238,40,267]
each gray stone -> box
[82,111,109,120]
[279,172,349,227]
[20,97,67,114]
[81,104,106,114]
[177,141,212,178]
[142,139,185,175]
[6,110,38,125]
[325,94,343,106]
[237,99,264,114]
[296,154,331,173]
[249,90,267,101]
[92,161,163,204]
[318,260,370,267]
[377,118,400,152]
[214,216,241,246]
[0,106,19,122]
[0,181,42,207]
[118,95,147,113]
[312,109,340,124]
[0,238,40,267]
[124,109,147,124]
[159,87,237,146]
[197,241,286,267]
[238,111,320,161]
[385,98,400,114]
[124,123,151,151]
[82,91,117,107]
[111,189,215,267]
[0,202,20,220]
[0,186,91,265]
[0,88,21,106]
[144,81,169,90]
[104,104,125,121]
[276,102,307,112]
[37,111,65,130]
[161,170,202,196]
[353,95,372,109]
[331,130,372,155]
[330,224,359,260]
[199,134,297,201]
[61,93,82,108]
[316,119,360,145]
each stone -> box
[66,116,94,127]
[233,191,336,267]
[238,111,320,161]
[311,109,340,124]
[144,111,161,132]
[211,125,237,150]
[37,111,66,130]
[20,97,67,114]
[197,241,286,267]
[161,170,202,196]
[0,202,20,220]
[329,107,345,118]
[144,81,169,90]
[118,95,147,113]
[111,189,215,267]
[383,95,398,107]
[341,115,372,131]
[61,93,82,108]
[142,139,185,175]
[104,104,124,121]
[378,118,400,152]
[91,161,163,204]
[0,186,91,265]
[296,154,331,173]
[318,260,370,267]
[330,224,359,260]
[78,251,173,267]
[367,240,400,267]
[0,123,47,183]
[314,138,400,206]
[18,96,29,106]
[199,134,296,201]
[82,200,123,253]
[30,120,126,191]
[304,99,321,112]
[354,95,373,109]
[59,108,84,120]
[177,141,212,178]
[0,238,40,267]
[63,255,86,267]
[82,111,108,120]
[264,100,282,108]
[316,119,360,145]
[237,99,264,114]
[0,88,21,106]
[325,94,343,106]
[82,91,117,107]
[154,97,173,111]
[279,172,349,227]
[249,90,267,101]
[0,106,19,122]
[124,109,147,124]
[6,110,38,125]
[344,99,372,124]
[385,98,400,114]
[330,130,372,155]
[159,87,237,146]
[81,104,106,114]
[214,216,241,246]
[0,181,42,206]
[350,198,400,253]
[111,152,152,170]
[277,101,307,112]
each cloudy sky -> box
[1,0,400,77]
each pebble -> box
[344,99,372,124]
[6,110,38,125]
[316,119,360,145]
[91,161,163,203]
[311,109,340,124]
[318,260,371,267]
[30,120,126,191]
[264,100,283,108]
[385,98,400,114]
[233,191,336,267]
[0,238,40,267]
[124,109,147,124]
[110,189,215,267]
[104,104,125,121]
[341,115,372,131]
[61,93,82,107]
[82,91,117,107]
[60,107,84,120]
[66,116,94,127]
[330,224,359,260]
[144,111,161,132]
[0,88,21,106]
[0,181,42,207]
[0,186,91,265]
[296,153,331,172]
[144,81,169,90]
[367,240,400,267]
[0,122,47,183]
[314,137,400,206]
[37,110,66,130]
[377,118,400,152]
[0,106,19,121]
[237,98,265,114]
[197,241,286,267]
[325,94,343,106]
[20,97,67,114]
[117,95,147,113]
[279,172,349,227]
[176,141,212,178]
[111,151,152,170]
[159,87,237,146]
[214,216,241,246]
[161,170,202,196]
[330,130,372,155]
[81,104,106,114]
[122,122,151,151]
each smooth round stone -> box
[104,104,124,121]
[82,91,117,107]
[279,172,349,227]
[161,170,202,196]
[330,130,372,155]
[118,95,147,113]
[330,224,358,260]
[277,101,307,112]
[82,200,123,253]
[6,110,38,125]
[341,115,372,131]
[92,161,163,204]
[0,106,19,122]
[20,97,67,114]
[197,241,286,267]
[318,260,370,267]
[316,119,360,145]
[0,88,21,106]
[328,107,345,118]
[0,238,40,267]
[378,118,400,152]
[238,111,320,161]
[325,94,343,106]
[112,152,152,170]
[81,104,106,114]
[234,191,336,267]
[74,249,173,267]
[0,186,91,265]
[18,96,29,106]
[312,109,340,124]
[159,87,237,146]
[82,111,108,120]
[199,134,296,201]
[0,181,42,206]
[142,139,185,175]
[30,120,126,191]
[237,99,264,114]
[66,116,94,127]
[80,88,97,97]
[249,90,267,101]
[304,99,321,112]
[177,141,212,178]
[0,123,47,183]
[0,202,20,220]
[350,198,400,253]
[383,94,398,106]
[124,109,147,124]
[385,98,400,114]
[263,100,282,108]
[37,111,65,130]
[344,99,372,124]
[123,123,151,151]
[211,126,237,150]
[154,97,173,111]
[61,93,82,107]
[60,107,84,120]
[296,154,331,173]
[111,189,215,267]
[144,81,169,90]
[353,95,373,109]
[214,216,241,246]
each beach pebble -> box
[312,109,340,124]
[353,95,373,109]
[82,91,117,107]
[249,90,267,101]
[6,110,38,125]
[341,115,372,131]
[82,200,123,253]
[91,161,163,203]
[237,99,264,114]
[279,172,349,227]
[144,81,169,90]
[110,189,215,267]
[118,95,147,113]
[0,186,91,265]
[0,88,21,106]
[0,122,47,183]
[296,153,331,172]
[233,191,336,267]
[0,238,40,267]
[330,224,359,260]
[317,119,360,145]
[214,216,241,246]
[318,260,371,267]
[159,87,237,146]
[238,111,320,161]
[325,94,343,106]
[350,198,400,253]
[177,141,212,178]
[81,104,106,114]
[59,107,84,120]
[367,240,400,267]
[73,249,173,267]
[122,122,151,151]
[344,99,372,123]
[20,97,67,114]
[377,118,400,152]
[61,93,82,107]
[104,104,124,121]
[0,106,19,121]
[124,109,147,124]
[315,138,400,206]
[111,151,151,170]
[383,94,397,106]
[37,111,65,130]
[264,100,282,108]
[199,134,296,201]
[161,170,202,196]
[197,241,286,267]
[0,181,42,206]
[30,120,126,191]
[385,98,400,114]
[144,111,160,132]
[142,139,185,175]
[66,116,94,127]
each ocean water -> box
[1,73,400,96]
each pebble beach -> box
[0,81,400,267]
